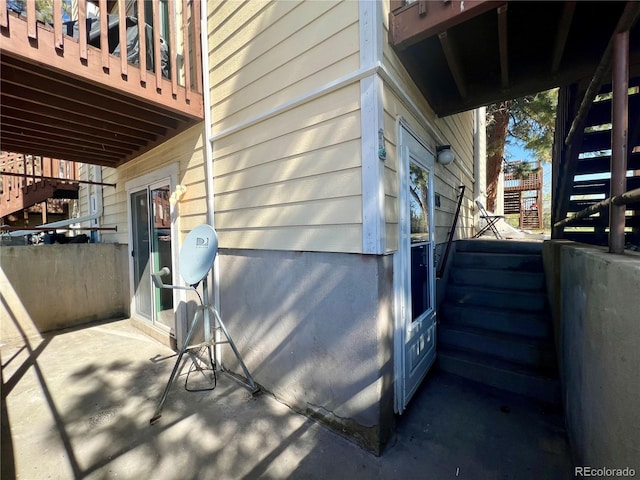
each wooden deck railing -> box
[0,0,203,119]
[1,152,80,218]
[504,162,543,192]
[1,153,77,197]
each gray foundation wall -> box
[542,241,640,470]
[1,244,129,343]
[217,249,395,454]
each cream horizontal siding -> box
[219,225,362,253]
[209,0,363,254]
[212,84,363,252]
[79,124,208,245]
[213,82,361,160]
[210,0,359,133]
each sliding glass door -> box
[130,181,174,331]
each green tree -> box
[13,0,70,23]
[485,89,557,211]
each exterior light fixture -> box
[436,145,455,165]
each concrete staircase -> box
[437,239,560,404]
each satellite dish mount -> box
[149,224,259,424]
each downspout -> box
[8,165,104,237]
[199,0,222,348]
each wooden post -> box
[169,0,177,95]
[137,0,146,83]
[41,201,48,224]
[99,0,109,69]
[79,0,88,60]
[610,31,628,254]
[153,0,162,90]
[193,0,202,94]
[119,0,128,76]
[182,0,191,99]
[0,0,7,28]
[54,0,64,49]
[27,0,36,39]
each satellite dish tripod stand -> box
[149,225,259,424]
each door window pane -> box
[132,190,151,319]
[408,162,431,321]
[409,163,430,243]
[151,185,173,329]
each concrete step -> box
[446,285,547,312]
[438,324,556,369]
[437,347,560,404]
[453,252,543,272]
[450,267,545,291]
[456,239,543,255]
[440,303,553,339]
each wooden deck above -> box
[388,1,640,117]
[0,0,204,168]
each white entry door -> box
[394,125,437,413]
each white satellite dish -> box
[179,224,218,286]
[150,224,258,424]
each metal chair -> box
[474,200,503,239]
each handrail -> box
[437,185,465,279]
[553,187,640,228]
[0,226,117,232]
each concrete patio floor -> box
[1,318,573,479]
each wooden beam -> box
[1,84,168,136]
[1,125,133,155]
[0,137,119,164]
[497,4,509,88]
[389,0,505,51]
[0,95,158,142]
[1,107,151,145]
[1,131,129,158]
[438,30,467,98]
[2,54,192,123]
[1,60,181,129]
[551,1,576,74]
[0,142,120,167]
